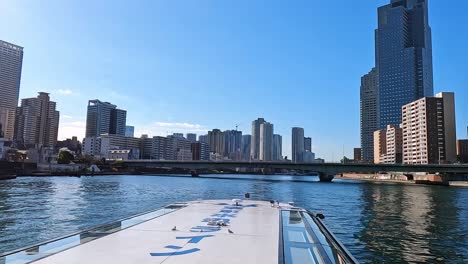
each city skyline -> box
[1,1,467,160]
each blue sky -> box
[0,0,467,161]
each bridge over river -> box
[121,161,468,182]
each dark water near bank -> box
[0,175,467,263]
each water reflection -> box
[357,183,468,263]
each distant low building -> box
[56,136,81,154]
[82,134,141,159]
[176,149,193,161]
[457,140,468,164]
[107,149,139,161]
[302,151,316,163]
[353,148,362,161]
[210,152,224,161]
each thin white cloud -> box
[58,121,86,140]
[154,122,203,129]
[109,91,129,100]
[57,89,74,95]
[136,121,207,137]
[63,115,73,119]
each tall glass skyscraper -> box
[376,0,433,128]
[361,0,433,162]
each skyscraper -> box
[224,130,242,160]
[0,40,24,141]
[110,109,127,136]
[361,0,433,162]
[259,122,274,161]
[304,137,312,152]
[292,127,305,163]
[208,129,225,155]
[273,134,282,161]
[14,92,59,147]
[241,135,251,161]
[376,0,433,128]
[250,118,266,160]
[360,68,379,162]
[85,100,127,137]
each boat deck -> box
[33,200,282,264]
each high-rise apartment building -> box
[373,129,387,164]
[199,134,208,144]
[292,127,305,163]
[85,100,127,137]
[14,92,59,147]
[360,68,378,162]
[402,92,456,164]
[241,135,251,161]
[125,126,135,137]
[139,136,175,160]
[273,134,282,161]
[376,0,433,128]
[172,133,184,139]
[168,135,192,161]
[250,118,266,160]
[191,142,210,161]
[374,125,403,164]
[186,133,197,142]
[224,130,242,160]
[208,129,225,155]
[259,122,273,161]
[304,137,312,152]
[0,40,24,141]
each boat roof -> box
[1,200,357,264]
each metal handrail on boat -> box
[306,210,359,264]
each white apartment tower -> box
[402,92,456,164]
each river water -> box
[0,175,467,263]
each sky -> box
[0,0,467,161]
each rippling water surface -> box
[0,175,467,263]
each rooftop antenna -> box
[235,124,239,131]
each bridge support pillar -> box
[318,173,334,182]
